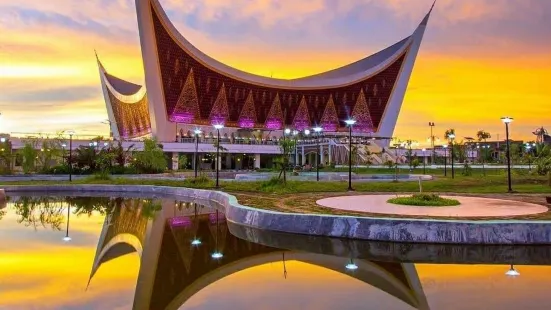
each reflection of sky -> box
[0,206,139,310]
[3,202,551,309]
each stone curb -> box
[2,184,551,245]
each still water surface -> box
[1,194,551,310]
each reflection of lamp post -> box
[194,128,202,179]
[505,264,520,277]
[313,127,323,181]
[345,119,356,191]
[501,117,514,193]
[345,258,358,270]
[63,203,72,242]
[282,252,288,279]
[211,209,223,259]
[67,130,75,182]
[213,124,224,188]
[191,203,201,246]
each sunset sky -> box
[1,0,550,143]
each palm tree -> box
[476,130,491,142]
[444,128,456,141]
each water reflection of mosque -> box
[87,199,430,310]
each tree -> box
[0,139,13,174]
[275,138,296,184]
[132,138,167,173]
[411,158,421,169]
[444,128,456,141]
[13,197,65,230]
[111,139,135,167]
[20,142,38,174]
[476,130,491,142]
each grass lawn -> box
[1,174,550,220]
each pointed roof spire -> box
[420,0,436,26]
[95,49,106,72]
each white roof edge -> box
[96,54,147,104]
[149,0,419,89]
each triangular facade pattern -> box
[265,93,283,130]
[293,96,311,130]
[320,95,339,132]
[171,68,200,123]
[352,89,375,132]
[238,90,257,128]
[209,83,229,125]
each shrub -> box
[132,138,167,173]
[387,194,460,207]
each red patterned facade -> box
[108,92,152,139]
[151,5,407,132]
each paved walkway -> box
[316,195,549,217]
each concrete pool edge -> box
[3,184,551,245]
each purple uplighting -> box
[170,113,195,123]
[265,119,282,130]
[322,123,338,132]
[238,118,255,128]
[294,121,310,131]
[210,116,227,126]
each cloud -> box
[0,0,549,140]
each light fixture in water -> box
[506,264,520,277]
[211,252,223,259]
[345,263,358,270]
[191,239,202,246]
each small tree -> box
[20,142,38,174]
[476,130,491,142]
[132,138,167,173]
[444,128,456,141]
[0,139,13,174]
[276,138,296,184]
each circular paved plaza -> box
[316,195,549,217]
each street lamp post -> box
[67,131,75,182]
[213,124,224,188]
[525,143,532,171]
[292,130,299,166]
[283,128,291,183]
[422,148,426,174]
[194,129,202,179]
[345,119,356,191]
[429,122,435,165]
[443,145,448,176]
[393,143,400,182]
[448,134,456,179]
[313,127,323,181]
[501,117,514,193]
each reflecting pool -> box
[1,193,551,310]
